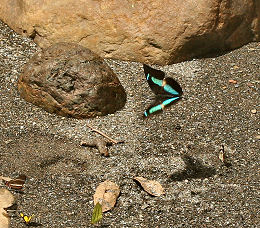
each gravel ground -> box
[0,19,259,228]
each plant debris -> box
[86,123,123,144]
[218,145,232,167]
[134,177,164,197]
[91,202,103,225]
[93,180,120,212]
[0,188,15,228]
[81,139,112,157]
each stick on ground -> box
[86,124,122,144]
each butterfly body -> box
[143,64,183,117]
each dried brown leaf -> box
[93,180,120,212]
[0,188,15,228]
[134,177,164,196]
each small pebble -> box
[4,139,13,144]
[141,203,149,210]
[251,109,257,114]
[229,79,237,84]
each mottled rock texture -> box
[0,0,259,65]
[18,43,127,118]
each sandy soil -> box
[0,20,259,227]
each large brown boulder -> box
[18,43,127,118]
[0,0,259,65]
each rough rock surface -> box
[0,0,259,65]
[18,42,127,118]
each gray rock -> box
[18,42,127,118]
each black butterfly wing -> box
[144,96,181,117]
[144,98,164,117]
[143,64,182,97]
[143,64,165,95]
[163,77,183,97]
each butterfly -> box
[3,174,27,190]
[143,64,183,117]
[20,212,34,225]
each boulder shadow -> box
[169,154,216,181]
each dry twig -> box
[85,124,122,144]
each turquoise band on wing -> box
[162,97,180,106]
[151,77,163,87]
[163,84,179,96]
[148,104,163,113]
